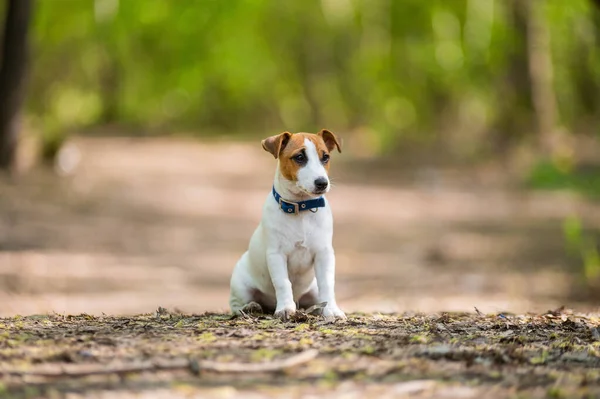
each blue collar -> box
[272,186,325,214]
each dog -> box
[229,129,346,321]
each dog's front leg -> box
[314,249,346,320]
[267,252,296,321]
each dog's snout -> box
[314,177,328,191]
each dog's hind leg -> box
[241,301,263,314]
[230,293,267,316]
[229,282,258,316]
[229,255,266,316]
[229,290,260,316]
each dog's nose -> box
[314,177,329,191]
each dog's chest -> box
[287,243,313,272]
[280,215,322,269]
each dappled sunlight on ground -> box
[1,137,599,317]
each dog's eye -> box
[322,153,330,163]
[294,153,306,164]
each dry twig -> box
[1,349,319,380]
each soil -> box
[1,307,599,398]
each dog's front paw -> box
[274,304,296,321]
[322,305,346,321]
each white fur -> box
[229,138,346,320]
[295,140,330,195]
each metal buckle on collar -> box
[279,198,299,214]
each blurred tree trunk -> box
[95,1,121,124]
[524,0,559,157]
[493,0,533,152]
[592,3,600,124]
[0,0,34,171]
[571,17,599,128]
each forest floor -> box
[1,307,600,398]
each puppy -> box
[229,129,346,321]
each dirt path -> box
[1,136,599,318]
[1,309,599,398]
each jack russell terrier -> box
[229,129,346,321]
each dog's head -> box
[261,129,342,196]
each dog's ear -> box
[261,131,292,159]
[318,129,342,153]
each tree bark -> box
[524,0,559,157]
[492,0,533,153]
[0,0,34,171]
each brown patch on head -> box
[261,130,342,182]
[278,133,312,181]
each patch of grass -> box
[527,161,600,200]
[530,350,549,365]
[359,345,376,355]
[250,348,282,362]
[410,334,430,344]
[298,337,314,346]
[173,320,185,328]
[547,386,565,398]
[196,332,216,343]
[562,215,600,286]
[318,328,335,335]
[294,323,311,332]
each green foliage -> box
[562,215,600,284]
[528,161,600,199]
[19,0,600,156]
